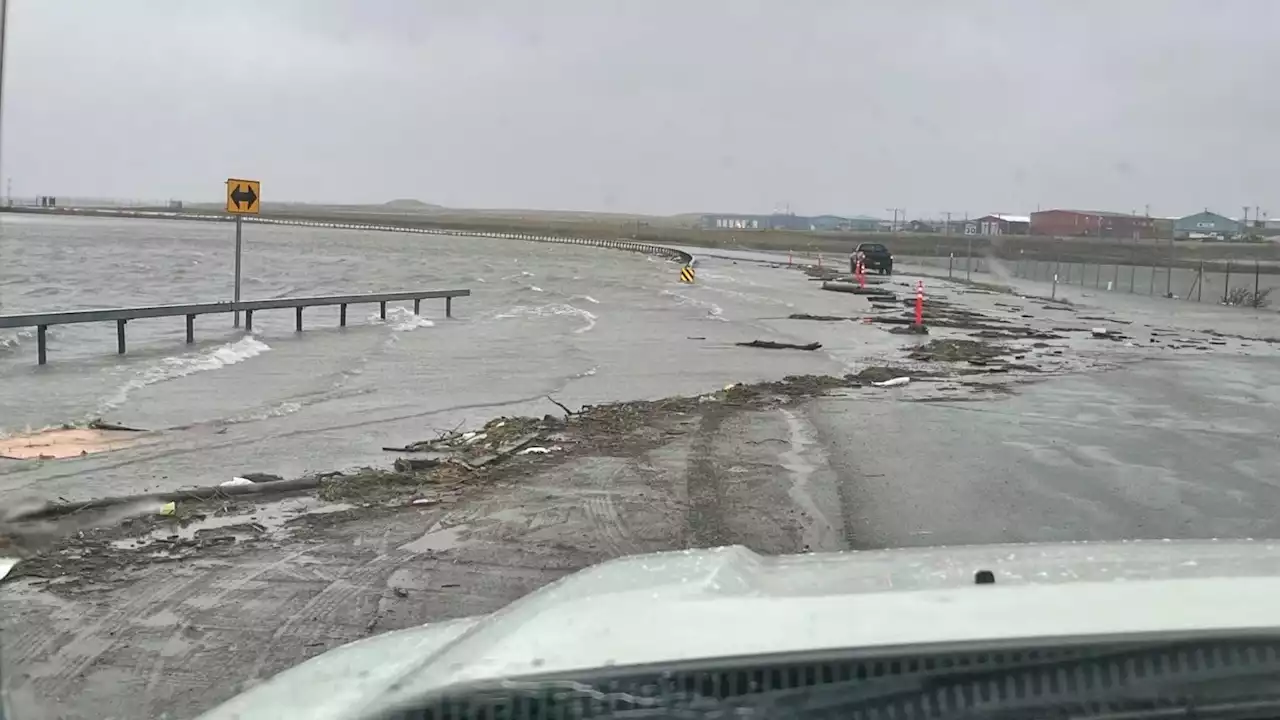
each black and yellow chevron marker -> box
[679,265,696,283]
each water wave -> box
[495,303,598,334]
[0,328,40,355]
[661,289,727,321]
[97,336,271,414]
[368,306,435,332]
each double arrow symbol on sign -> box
[229,183,257,210]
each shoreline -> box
[5,204,1279,272]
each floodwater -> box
[0,213,648,433]
[0,214,845,501]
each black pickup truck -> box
[851,242,893,275]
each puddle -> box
[111,496,354,549]
[399,522,470,553]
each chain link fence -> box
[905,253,1279,308]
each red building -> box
[1030,210,1156,239]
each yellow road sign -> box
[226,178,261,215]
[679,265,695,283]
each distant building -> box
[1174,211,1241,239]
[700,213,806,231]
[809,215,852,231]
[699,212,884,232]
[973,214,1030,236]
[1030,209,1156,239]
[701,214,762,230]
[826,215,885,232]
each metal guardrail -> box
[0,209,695,365]
[0,289,469,365]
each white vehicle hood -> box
[200,540,1280,720]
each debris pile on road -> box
[908,338,1011,363]
[788,313,850,322]
[736,339,823,351]
[852,365,923,384]
[801,265,846,281]
[822,281,896,297]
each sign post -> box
[225,178,261,327]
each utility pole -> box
[885,208,899,232]
[0,0,9,185]
[0,0,10,315]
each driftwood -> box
[545,395,578,417]
[8,476,325,522]
[736,340,822,351]
[86,420,147,432]
[394,457,441,472]
[821,282,896,297]
[461,432,541,470]
[788,313,848,322]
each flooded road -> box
[7,217,1280,720]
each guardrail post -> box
[37,325,48,365]
[340,304,347,327]
[117,319,127,354]
[296,306,303,332]
[380,301,387,320]
[446,296,453,318]
[414,298,421,314]
[186,314,195,343]
[245,310,254,333]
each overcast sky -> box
[4,1,1277,217]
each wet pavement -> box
[6,237,1280,719]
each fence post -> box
[1148,264,1155,296]
[966,235,973,281]
[948,253,954,278]
[1128,252,1136,293]
[1224,260,1231,304]
[1095,263,1101,288]
[1197,261,1203,302]
[1255,260,1261,307]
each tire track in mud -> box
[240,550,409,682]
[584,486,637,555]
[17,564,210,703]
[8,550,317,716]
[578,460,675,556]
[686,404,731,547]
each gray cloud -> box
[4,0,1277,218]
